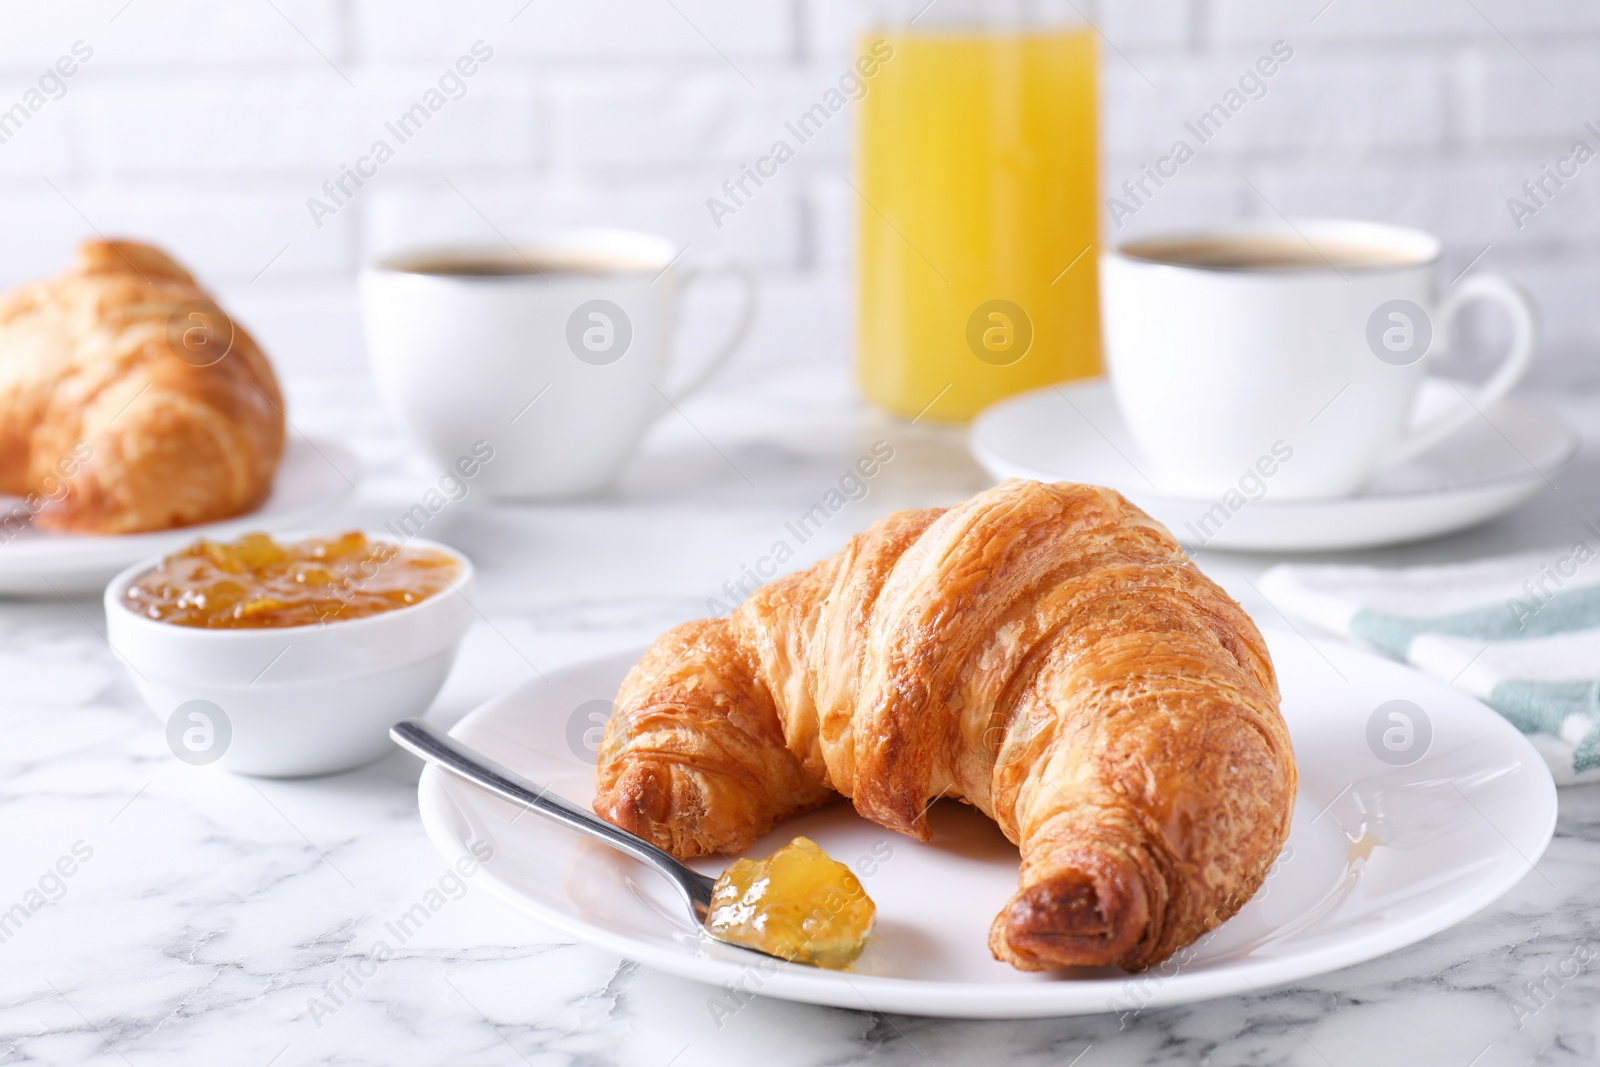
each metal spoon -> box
[390,719,721,931]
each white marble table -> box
[3,369,1598,1067]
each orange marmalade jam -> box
[706,837,876,969]
[124,531,458,629]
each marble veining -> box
[1,370,1598,1066]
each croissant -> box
[594,479,1296,971]
[0,239,284,534]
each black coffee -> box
[1121,235,1425,271]
[384,249,655,277]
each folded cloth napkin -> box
[1261,545,1600,786]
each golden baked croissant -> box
[0,239,284,534]
[594,480,1296,971]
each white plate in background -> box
[968,379,1579,552]
[0,435,360,596]
[415,630,1556,1019]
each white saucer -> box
[0,434,360,596]
[415,631,1556,1019]
[968,379,1579,552]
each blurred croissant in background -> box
[0,239,284,534]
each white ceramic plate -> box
[0,435,360,596]
[968,379,1579,552]
[416,629,1557,1019]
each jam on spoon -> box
[389,722,879,971]
[705,836,876,969]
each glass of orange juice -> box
[856,2,1100,423]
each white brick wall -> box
[0,0,1595,387]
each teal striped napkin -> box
[1261,548,1600,786]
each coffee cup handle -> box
[1383,273,1537,468]
[664,260,759,403]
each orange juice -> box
[856,29,1100,423]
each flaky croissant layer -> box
[595,480,1296,971]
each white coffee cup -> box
[361,230,757,498]
[1101,219,1536,500]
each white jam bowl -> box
[103,534,475,778]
